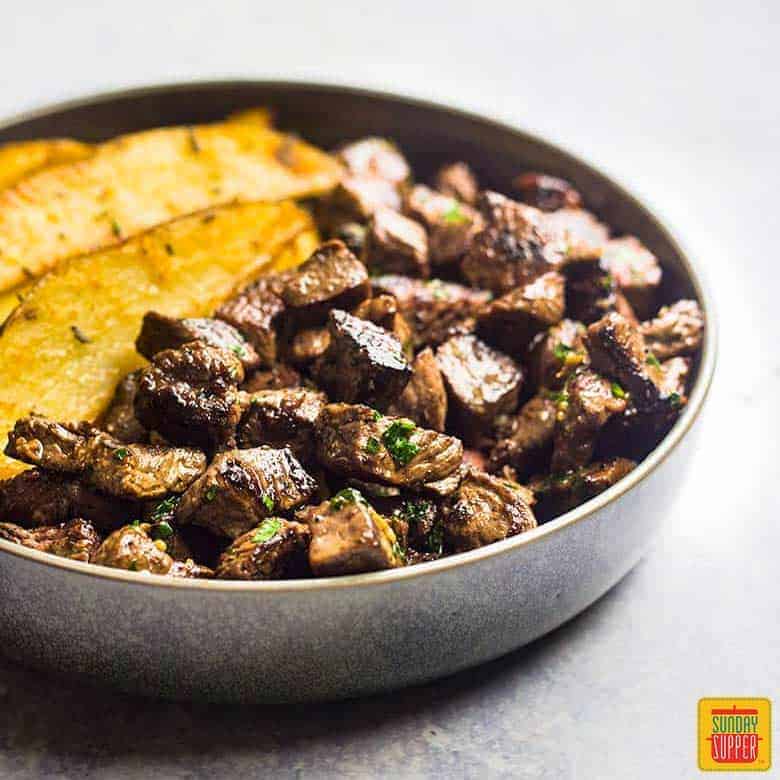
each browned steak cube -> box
[236,388,327,461]
[404,184,482,265]
[353,294,413,355]
[477,271,566,355]
[513,172,583,212]
[98,370,148,444]
[393,497,443,557]
[434,162,479,205]
[297,489,402,576]
[288,327,332,366]
[215,518,311,580]
[388,348,448,432]
[436,334,524,441]
[601,236,662,318]
[134,341,244,451]
[488,395,557,477]
[313,309,412,409]
[562,254,619,324]
[317,176,402,229]
[241,363,301,392]
[640,299,705,361]
[443,469,536,552]
[461,191,560,293]
[528,319,589,391]
[363,206,429,277]
[551,369,627,472]
[335,137,411,187]
[0,518,101,562]
[528,458,636,522]
[540,208,609,262]
[315,404,463,487]
[372,275,492,349]
[176,446,316,539]
[281,240,370,326]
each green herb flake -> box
[371,409,383,422]
[205,485,218,502]
[553,342,574,361]
[261,494,274,512]
[401,499,432,526]
[391,540,407,564]
[110,218,122,238]
[365,436,381,455]
[600,273,614,291]
[251,518,282,544]
[443,201,467,224]
[128,560,139,572]
[544,389,569,404]
[153,520,174,541]
[668,392,682,408]
[427,521,444,556]
[150,495,179,521]
[611,382,627,399]
[113,448,129,461]
[330,488,365,511]
[382,419,419,466]
[130,519,142,527]
[232,344,247,358]
[645,352,661,368]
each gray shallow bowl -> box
[0,81,716,702]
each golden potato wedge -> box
[0,200,315,478]
[0,120,341,292]
[0,138,92,190]
[226,106,275,127]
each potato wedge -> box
[0,120,341,292]
[0,200,315,478]
[0,138,92,190]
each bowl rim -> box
[0,79,717,592]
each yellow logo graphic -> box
[698,698,771,771]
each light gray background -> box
[1,1,778,778]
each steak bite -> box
[442,469,536,552]
[550,369,628,472]
[335,137,411,187]
[528,457,637,521]
[297,489,402,576]
[134,341,244,451]
[281,240,371,326]
[434,161,479,205]
[98,370,148,444]
[404,184,482,265]
[488,395,557,477]
[176,446,317,539]
[562,255,619,324]
[435,334,524,442]
[461,191,560,294]
[363,206,430,277]
[393,497,443,558]
[513,172,583,212]
[313,309,412,409]
[528,319,589,391]
[215,517,311,580]
[372,274,492,350]
[5,416,207,499]
[0,518,101,562]
[601,236,662,318]
[320,176,402,227]
[540,208,609,262]
[236,388,327,461]
[477,271,566,356]
[353,294,413,355]
[135,312,260,371]
[640,299,705,361]
[315,404,464,487]
[388,348,448,432]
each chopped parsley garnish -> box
[113,448,129,461]
[611,382,627,399]
[443,201,467,224]
[232,344,247,358]
[130,519,142,527]
[553,342,574,361]
[382,419,419,466]
[251,518,282,544]
[111,218,122,238]
[427,521,444,556]
[330,488,365,511]
[70,325,91,344]
[400,499,432,526]
[150,495,179,521]
[371,409,383,422]
[365,436,381,455]
[645,352,661,368]
[153,520,174,541]
[261,494,274,512]
[600,274,614,291]
[391,540,407,564]
[544,389,569,404]
[668,392,682,408]
[205,485,218,502]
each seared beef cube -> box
[313,310,412,409]
[281,240,370,326]
[436,334,523,442]
[528,319,589,391]
[657,356,691,400]
[389,348,448,432]
[363,206,429,277]
[5,416,207,499]
[353,294,413,355]
[236,388,327,461]
[404,184,481,265]
[332,222,368,257]
[489,395,557,477]
[136,312,260,371]
[551,369,627,472]
[0,469,134,531]
[462,191,559,294]
[586,312,661,411]
[242,363,301,392]
[540,208,609,262]
[477,271,566,356]
[335,137,411,187]
[315,404,463,487]
[317,177,402,230]
[215,275,289,367]
[215,518,311,580]
[443,469,536,552]
[528,458,636,521]
[563,255,619,324]
[394,497,443,556]
[641,299,705,361]
[297,489,402,576]
[176,446,316,539]
[288,327,331,366]
[99,370,148,443]
[513,172,583,212]
[135,341,244,451]
[0,518,100,562]
[601,236,662,318]
[372,274,491,349]
[434,162,479,205]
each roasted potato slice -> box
[0,119,341,292]
[0,200,315,478]
[0,138,93,191]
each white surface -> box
[1,1,779,778]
